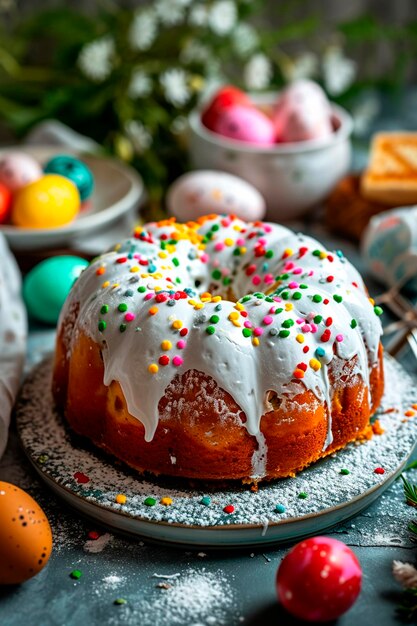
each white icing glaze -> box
[59,215,383,479]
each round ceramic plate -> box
[16,354,417,548]
[0,146,144,250]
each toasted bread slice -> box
[361,132,417,204]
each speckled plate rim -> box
[16,354,417,548]
[24,453,410,548]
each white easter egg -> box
[274,80,333,143]
[166,170,266,222]
[361,205,417,291]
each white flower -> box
[286,52,318,82]
[128,70,152,99]
[208,1,237,36]
[129,9,157,51]
[125,120,152,154]
[155,0,185,26]
[160,69,191,107]
[393,561,417,589]
[180,40,211,64]
[188,4,208,26]
[171,116,188,134]
[352,93,380,136]
[244,53,272,90]
[78,36,115,82]
[322,46,356,96]
[232,23,259,57]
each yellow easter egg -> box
[0,481,53,584]
[12,174,80,228]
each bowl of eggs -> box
[188,80,353,221]
[0,147,144,250]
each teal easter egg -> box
[44,155,94,201]
[23,256,89,325]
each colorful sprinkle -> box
[223,505,235,514]
[374,467,385,475]
[87,531,100,540]
[115,494,127,504]
[144,497,157,506]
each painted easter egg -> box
[0,152,42,192]
[201,85,251,131]
[0,181,12,223]
[0,481,53,585]
[11,174,80,228]
[212,104,275,145]
[23,255,89,325]
[274,79,333,143]
[362,206,417,292]
[44,155,94,201]
[276,536,362,622]
[166,170,266,222]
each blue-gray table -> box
[1,222,417,626]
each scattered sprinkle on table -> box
[114,598,127,606]
[87,530,100,540]
[70,569,82,580]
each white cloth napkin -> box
[0,234,27,458]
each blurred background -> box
[1,0,417,205]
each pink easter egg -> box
[274,79,333,143]
[212,105,275,145]
[0,152,43,192]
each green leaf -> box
[339,15,382,41]
[401,475,417,507]
[263,16,319,45]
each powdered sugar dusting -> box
[138,568,236,626]
[84,532,112,553]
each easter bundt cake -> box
[53,215,384,483]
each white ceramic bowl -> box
[188,97,353,221]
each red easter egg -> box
[0,182,12,224]
[201,85,251,131]
[276,536,362,622]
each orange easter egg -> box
[0,481,53,584]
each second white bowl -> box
[188,98,353,221]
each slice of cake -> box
[361,132,417,205]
